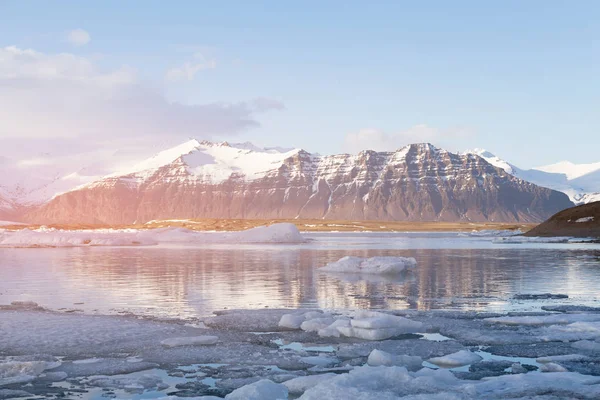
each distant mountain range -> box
[6,139,575,224]
[465,149,600,205]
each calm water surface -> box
[1,232,600,319]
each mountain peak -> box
[406,143,442,153]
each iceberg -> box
[319,256,417,274]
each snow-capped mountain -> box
[465,149,600,204]
[25,140,572,224]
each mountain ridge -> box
[23,140,573,224]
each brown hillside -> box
[525,201,600,238]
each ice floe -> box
[427,350,483,367]
[319,256,417,274]
[0,223,305,248]
[3,307,600,398]
[279,310,422,341]
[367,349,423,370]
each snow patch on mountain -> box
[464,149,600,204]
[536,160,600,180]
[102,139,302,185]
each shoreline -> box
[0,218,536,233]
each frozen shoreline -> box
[2,304,600,399]
[0,223,306,248]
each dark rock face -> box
[26,143,574,224]
[525,201,600,237]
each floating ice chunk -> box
[336,311,423,341]
[540,321,600,342]
[472,371,600,398]
[300,317,335,333]
[540,362,569,372]
[283,373,336,395]
[367,349,423,370]
[351,311,420,330]
[279,313,307,329]
[318,319,351,338]
[427,350,483,367]
[85,374,168,393]
[37,371,68,382]
[161,336,219,348]
[337,326,408,341]
[224,379,288,400]
[509,363,528,374]
[73,358,103,364]
[0,361,48,386]
[300,356,339,367]
[572,340,600,352]
[319,256,417,275]
[300,365,461,399]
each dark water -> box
[1,232,599,318]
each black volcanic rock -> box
[525,201,600,237]
[25,141,574,224]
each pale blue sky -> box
[1,1,599,168]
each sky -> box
[1,0,599,173]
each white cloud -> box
[0,45,283,165]
[67,29,91,46]
[166,53,216,82]
[343,125,474,153]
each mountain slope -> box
[525,201,600,238]
[466,149,600,204]
[25,140,573,224]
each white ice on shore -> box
[0,223,305,248]
[469,229,522,237]
[427,350,483,367]
[493,236,596,244]
[279,310,422,341]
[319,256,417,274]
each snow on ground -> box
[575,216,595,223]
[319,256,417,274]
[0,223,305,248]
[3,307,600,398]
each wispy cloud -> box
[165,52,216,82]
[66,29,91,46]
